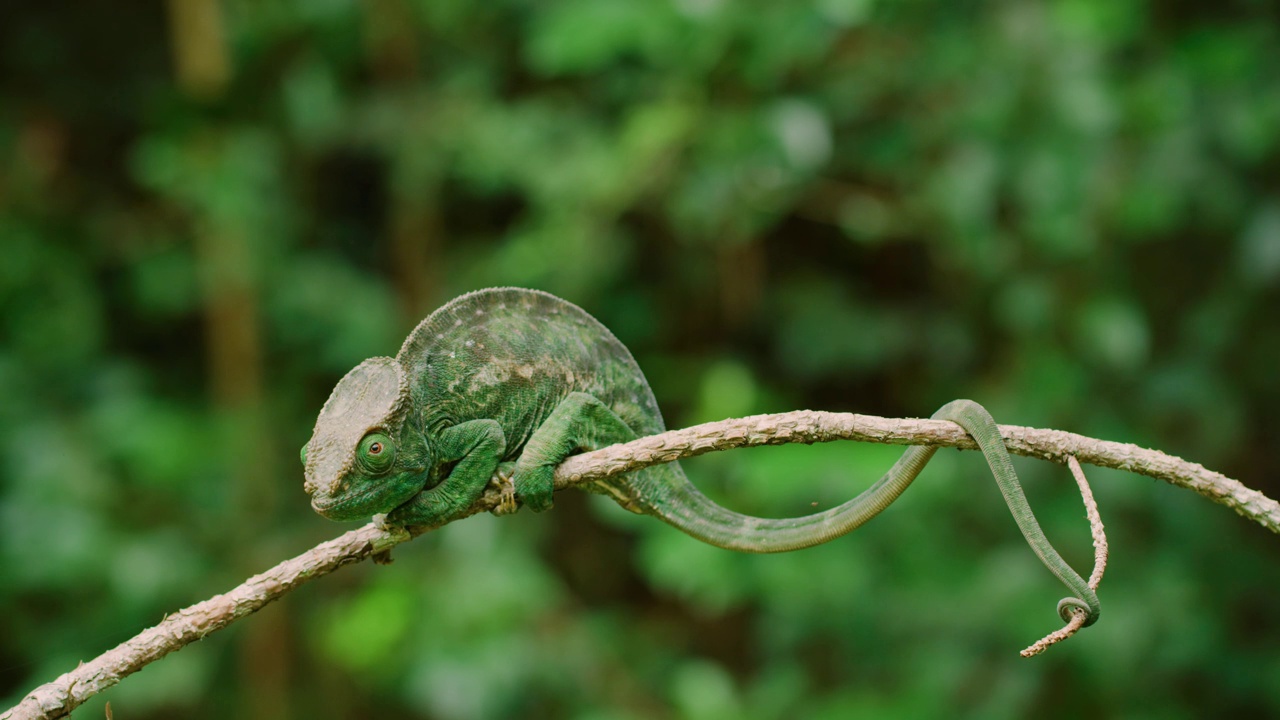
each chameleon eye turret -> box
[357,432,395,474]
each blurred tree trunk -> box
[367,0,442,324]
[168,1,293,717]
[166,0,229,102]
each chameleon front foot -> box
[490,462,520,516]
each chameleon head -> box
[301,356,425,520]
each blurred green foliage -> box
[3,0,1280,717]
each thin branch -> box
[1,525,412,720]
[5,411,1277,719]
[1021,607,1090,657]
[1071,455,1111,590]
[1021,455,1109,657]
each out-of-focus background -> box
[3,1,1279,717]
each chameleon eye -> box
[300,443,309,466]
[357,432,395,474]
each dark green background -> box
[3,0,1279,717]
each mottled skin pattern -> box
[302,287,1099,625]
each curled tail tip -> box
[1056,593,1101,627]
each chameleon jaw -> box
[310,466,430,521]
[309,483,389,521]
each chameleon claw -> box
[490,463,520,516]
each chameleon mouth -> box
[310,485,387,521]
[309,471,429,521]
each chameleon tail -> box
[633,399,1099,625]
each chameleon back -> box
[395,287,669,466]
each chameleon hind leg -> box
[500,392,639,514]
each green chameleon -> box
[302,287,1098,625]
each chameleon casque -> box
[302,287,1098,625]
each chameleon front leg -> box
[386,419,505,526]
[502,392,637,514]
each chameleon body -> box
[302,287,1098,625]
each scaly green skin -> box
[302,287,1099,626]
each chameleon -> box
[301,287,1099,626]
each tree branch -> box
[553,411,1279,534]
[5,410,1277,719]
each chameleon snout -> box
[306,477,342,502]
[308,483,347,518]
[303,468,345,511]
